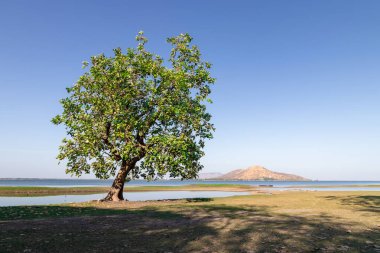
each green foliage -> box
[52,32,215,180]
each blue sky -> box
[0,0,379,180]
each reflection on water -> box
[0,191,249,207]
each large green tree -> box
[52,32,215,201]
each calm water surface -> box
[1,179,379,206]
[1,179,380,188]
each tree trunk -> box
[102,160,135,201]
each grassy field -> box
[0,186,109,196]
[0,184,256,197]
[0,191,379,252]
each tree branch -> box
[102,122,122,161]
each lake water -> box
[1,179,379,206]
[0,191,250,207]
[1,179,380,188]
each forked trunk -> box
[102,160,135,201]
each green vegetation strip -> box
[0,187,108,197]
[0,184,254,197]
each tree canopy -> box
[52,32,215,199]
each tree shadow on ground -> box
[0,203,379,253]
[186,197,213,202]
[323,195,380,214]
[196,204,380,252]
[0,205,217,253]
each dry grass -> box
[0,191,379,252]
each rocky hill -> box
[217,165,309,181]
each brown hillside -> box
[218,165,309,181]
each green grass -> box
[0,205,126,220]
[0,184,254,197]
[0,186,108,196]
[0,186,105,191]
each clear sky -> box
[1,0,379,180]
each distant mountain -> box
[217,165,309,181]
[198,172,224,179]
